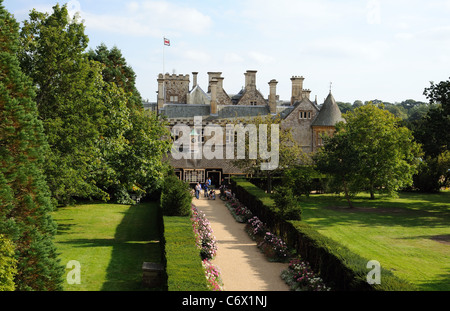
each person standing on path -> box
[195,183,201,199]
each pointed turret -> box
[312,92,344,126]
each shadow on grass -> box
[101,202,163,291]
[300,192,450,229]
[57,202,163,291]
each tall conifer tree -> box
[0,0,63,290]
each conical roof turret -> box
[312,92,345,126]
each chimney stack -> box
[208,72,222,93]
[245,70,257,90]
[268,79,278,114]
[210,78,218,116]
[192,72,198,89]
[157,74,165,111]
[291,76,305,105]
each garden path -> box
[193,191,290,291]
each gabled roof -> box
[283,97,319,119]
[312,92,345,126]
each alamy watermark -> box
[66,260,81,285]
[367,0,381,25]
[367,260,381,285]
[171,116,280,171]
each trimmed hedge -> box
[230,177,417,291]
[162,215,209,291]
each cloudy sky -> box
[5,0,450,104]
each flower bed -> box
[281,258,331,291]
[191,205,217,260]
[245,215,290,262]
[202,259,224,291]
[223,189,331,290]
[191,205,223,291]
[224,197,253,223]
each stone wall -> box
[281,99,318,152]
[164,74,190,104]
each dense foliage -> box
[17,4,171,205]
[0,235,17,291]
[315,104,422,205]
[160,174,192,216]
[0,1,63,290]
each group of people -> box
[194,178,216,200]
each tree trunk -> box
[370,185,375,200]
[343,179,353,208]
[266,172,273,194]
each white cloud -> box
[183,50,212,63]
[248,52,274,64]
[82,0,212,38]
[224,53,244,63]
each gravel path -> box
[193,192,290,291]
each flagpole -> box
[163,36,165,75]
[163,36,166,104]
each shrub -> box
[161,174,192,216]
[281,258,331,291]
[258,232,289,261]
[0,235,17,291]
[247,216,267,239]
[272,186,302,220]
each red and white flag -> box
[164,38,170,46]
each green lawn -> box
[52,202,162,291]
[296,191,450,291]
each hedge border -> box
[230,177,417,291]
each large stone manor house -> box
[144,70,344,187]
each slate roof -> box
[312,92,345,126]
[160,103,271,121]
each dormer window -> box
[299,111,312,119]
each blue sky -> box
[4,0,450,104]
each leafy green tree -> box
[314,123,361,207]
[271,186,302,220]
[316,105,421,203]
[18,6,171,204]
[337,102,353,114]
[87,43,142,108]
[416,78,450,158]
[18,4,110,204]
[87,44,172,202]
[413,151,450,192]
[344,104,421,199]
[0,1,63,290]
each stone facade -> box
[151,70,344,185]
[281,97,320,153]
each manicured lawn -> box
[296,191,450,291]
[52,202,162,291]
